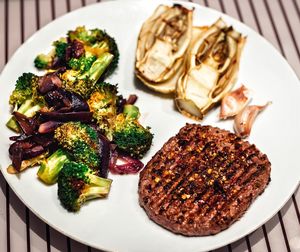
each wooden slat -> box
[8,0,21,58]
[38,0,53,28]
[231,238,248,252]
[49,227,68,252]
[70,0,83,10]
[7,1,27,252]
[85,0,98,5]
[24,0,38,44]
[264,0,300,76]
[280,199,300,252]
[221,0,240,20]
[294,0,300,18]
[0,174,8,252]
[264,214,289,252]
[0,0,5,70]
[54,0,68,18]
[248,227,269,252]
[281,0,300,44]
[9,191,27,252]
[214,246,229,252]
[294,187,300,224]
[70,239,89,252]
[28,212,47,252]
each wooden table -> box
[0,0,299,251]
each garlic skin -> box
[219,85,251,120]
[234,102,270,138]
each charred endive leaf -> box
[136,4,193,94]
[176,18,246,120]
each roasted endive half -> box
[176,18,246,120]
[135,4,193,94]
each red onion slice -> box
[109,152,144,175]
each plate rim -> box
[0,0,300,251]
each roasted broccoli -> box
[54,122,101,173]
[7,73,45,132]
[57,161,112,212]
[54,40,68,59]
[60,53,114,99]
[34,54,53,69]
[37,149,71,185]
[87,82,118,138]
[123,104,140,119]
[113,105,153,158]
[68,26,119,78]
[68,26,102,45]
[68,55,97,73]
[34,38,68,70]
[34,26,119,79]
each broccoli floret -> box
[100,32,119,78]
[61,53,114,99]
[9,73,39,106]
[84,32,119,79]
[68,26,104,45]
[123,104,140,119]
[34,26,119,77]
[68,26,119,78]
[53,40,68,59]
[57,161,112,212]
[37,149,71,185]
[7,73,46,132]
[54,122,101,172]
[34,54,53,69]
[34,38,68,70]
[113,110,153,159]
[87,82,118,138]
[68,55,97,73]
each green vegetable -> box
[7,73,45,132]
[68,26,119,78]
[57,161,112,212]
[87,82,118,138]
[54,122,101,172]
[113,111,153,159]
[34,54,53,69]
[53,40,68,59]
[34,26,119,79]
[68,55,97,73]
[123,104,140,119]
[9,73,39,106]
[61,53,114,99]
[34,38,68,70]
[37,149,71,185]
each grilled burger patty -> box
[138,124,271,236]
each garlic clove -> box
[234,102,271,138]
[219,85,251,119]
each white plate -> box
[0,0,300,251]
